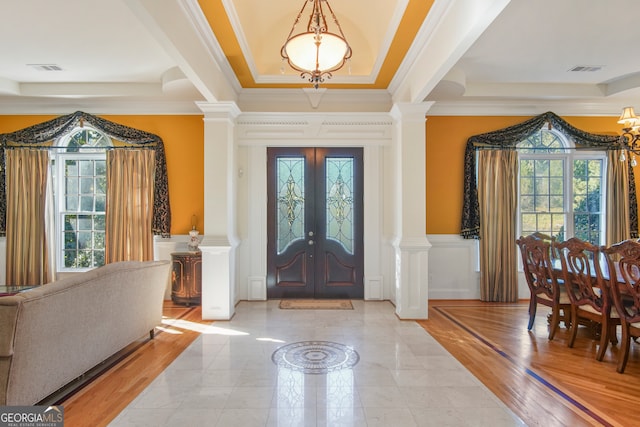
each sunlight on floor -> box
[161,317,250,335]
[256,337,286,343]
[155,325,183,334]
[110,301,525,427]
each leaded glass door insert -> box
[276,157,305,254]
[326,157,355,254]
[267,147,363,299]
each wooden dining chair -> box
[529,231,559,260]
[604,240,640,373]
[555,237,619,361]
[516,233,570,340]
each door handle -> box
[308,240,315,245]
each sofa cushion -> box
[0,260,170,405]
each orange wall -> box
[425,115,633,235]
[0,114,204,235]
[0,113,632,237]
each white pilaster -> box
[199,238,233,320]
[246,145,267,300]
[197,101,241,320]
[363,145,384,300]
[390,103,433,319]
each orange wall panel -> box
[0,113,634,238]
[425,115,629,235]
[0,114,204,236]
[426,116,527,234]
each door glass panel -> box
[326,157,354,254]
[276,157,305,254]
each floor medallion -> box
[271,341,360,374]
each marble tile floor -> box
[110,300,525,427]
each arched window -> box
[517,127,606,246]
[54,127,112,271]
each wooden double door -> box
[267,147,363,299]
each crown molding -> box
[0,97,203,115]
[237,88,393,113]
[234,111,394,146]
[425,100,624,117]
[0,96,627,118]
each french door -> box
[267,147,364,299]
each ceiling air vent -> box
[28,64,63,71]
[568,65,603,72]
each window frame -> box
[516,129,607,246]
[53,127,111,272]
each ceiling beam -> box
[391,0,512,104]
[125,0,238,103]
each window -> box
[54,127,111,271]
[518,128,606,246]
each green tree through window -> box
[56,127,111,271]
[518,128,605,246]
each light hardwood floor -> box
[58,300,640,426]
[58,302,209,427]
[419,300,640,427]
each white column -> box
[390,103,433,319]
[197,101,241,320]
[199,238,233,319]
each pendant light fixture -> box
[280,0,352,89]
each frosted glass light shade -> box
[280,0,351,87]
[284,32,349,72]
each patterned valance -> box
[461,111,637,239]
[0,111,171,236]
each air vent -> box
[28,64,63,71]
[568,65,603,72]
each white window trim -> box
[516,130,608,246]
[53,127,111,272]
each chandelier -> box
[617,106,640,166]
[280,0,352,89]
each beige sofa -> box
[0,260,171,406]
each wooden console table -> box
[170,251,202,305]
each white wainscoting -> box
[427,234,480,300]
[0,234,530,301]
[427,234,529,300]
